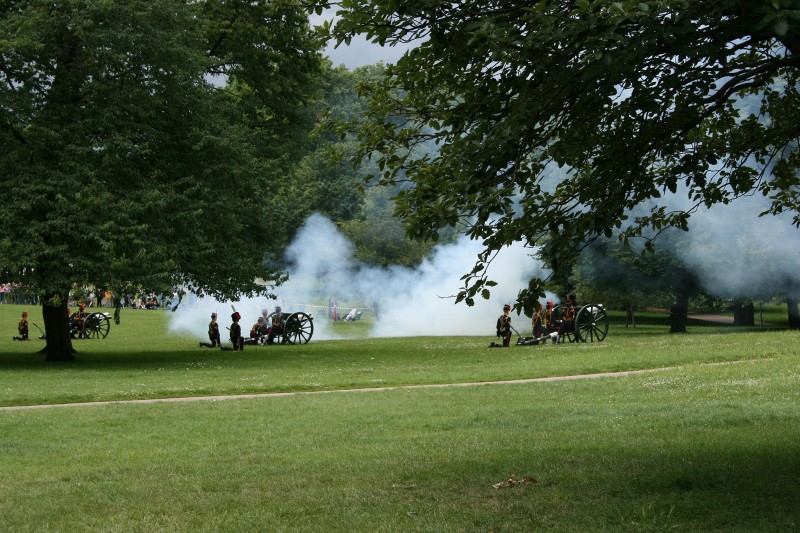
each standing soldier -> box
[13,311,29,341]
[531,301,543,338]
[557,295,577,342]
[230,311,244,351]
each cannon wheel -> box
[283,312,313,345]
[83,312,111,339]
[575,304,609,343]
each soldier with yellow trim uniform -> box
[13,311,29,341]
[556,295,577,342]
[490,304,513,348]
[200,312,221,348]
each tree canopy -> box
[0,0,323,359]
[312,0,800,315]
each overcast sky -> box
[309,10,415,70]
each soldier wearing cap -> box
[230,312,244,351]
[267,306,285,344]
[494,304,513,348]
[250,316,269,340]
[200,312,221,348]
[13,311,29,341]
[556,295,577,342]
[70,304,87,337]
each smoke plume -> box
[169,213,550,341]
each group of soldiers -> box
[491,296,578,348]
[11,304,90,341]
[200,307,287,351]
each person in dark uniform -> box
[230,312,244,351]
[267,306,285,345]
[13,311,29,341]
[531,301,543,338]
[557,295,577,342]
[490,304,513,348]
[200,312,221,348]
[249,317,269,342]
[70,304,87,337]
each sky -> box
[309,9,415,70]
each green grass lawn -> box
[1,303,798,531]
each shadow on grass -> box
[0,347,286,371]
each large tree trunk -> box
[670,293,689,333]
[732,301,755,326]
[788,297,800,330]
[40,293,76,361]
[626,301,636,328]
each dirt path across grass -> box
[0,367,677,412]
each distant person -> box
[531,301,543,338]
[490,304,513,348]
[230,312,244,351]
[13,311,29,341]
[200,312,221,348]
[70,304,87,337]
[557,295,577,342]
[267,306,285,344]
[250,317,269,341]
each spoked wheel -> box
[283,312,314,345]
[575,305,609,342]
[83,312,111,339]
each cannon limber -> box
[516,303,609,346]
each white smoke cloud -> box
[676,193,800,298]
[168,213,549,341]
[619,186,800,300]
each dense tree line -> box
[0,0,324,359]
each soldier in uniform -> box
[13,311,29,341]
[249,317,269,342]
[200,312,221,348]
[490,304,513,348]
[230,311,244,351]
[531,302,543,338]
[70,304,87,337]
[266,306,285,344]
[557,295,577,342]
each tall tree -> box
[0,0,323,360]
[311,0,800,315]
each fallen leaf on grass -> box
[492,474,537,489]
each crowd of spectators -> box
[0,283,179,310]
[0,283,39,305]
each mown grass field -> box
[1,303,798,532]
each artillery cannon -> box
[263,310,314,345]
[69,311,112,339]
[517,303,608,345]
